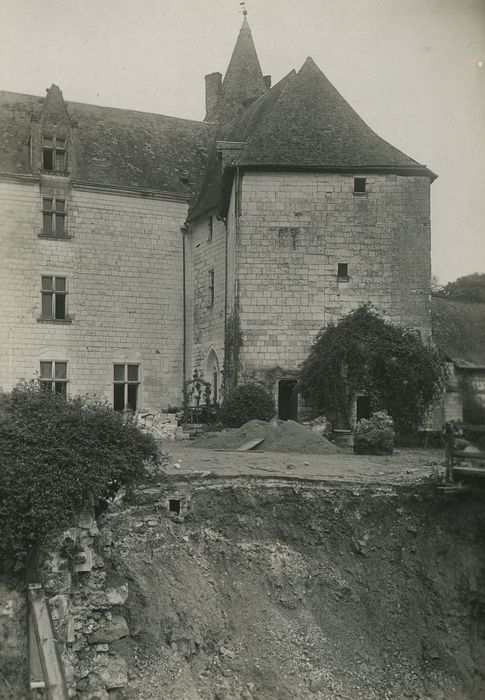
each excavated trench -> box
[102,478,485,700]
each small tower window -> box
[337,263,349,281]
[208,215,214,242]
[353,177,366,194]
[208,269,215,307]
[42,136,67,172]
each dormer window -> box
[42,136,66,171]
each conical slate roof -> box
[188,58,435,220]
[231,57,430,169]
[217,17,268,126]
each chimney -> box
[204,72,222,122]
[263,75,272,89]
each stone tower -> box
[185,17,436,419]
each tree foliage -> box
[219,382,276,428]
[0,382,159,572]
[433,272,485,304]
[298,306,441,434]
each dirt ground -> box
[162,443,445,485]
[105,475,485,700]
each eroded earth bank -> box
[87,477,485,700]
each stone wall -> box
[186,211,226,389]
[236,171,431,382]
[40,511,131,698]
[0,178,187,411]
[0,581,26,698]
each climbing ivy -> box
[298,306,442,435]
[223,309,242,394]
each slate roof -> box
[0,91,39,174]
[189,56,436,220]
[0,90,211,198]
[217,17,268,127]
[431,298,485,369]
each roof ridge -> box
[0,88,209,125]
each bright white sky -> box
[1,0,484,283]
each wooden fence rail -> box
[445,422,485,482]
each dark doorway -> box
[278,379,298,421]
[356,395,371,422]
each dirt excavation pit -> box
[189,419,343,455]
[101,479,485,700]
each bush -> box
[298,305,442,435]
[219,382,275,428]
[461,377,485,425]
[0,382,159,573]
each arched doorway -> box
[205,348,221,404]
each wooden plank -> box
[437,484,471,494]
[237,438,265,452]
[453,466,485,478]
[453,451,485,461]
[445,422,454,482]
[28,586,68,700]
[29,608,45,692]
[452,423,485,433]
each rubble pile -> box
[136,412,186,441]
[354,411,395,456]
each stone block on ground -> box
[354,410,394,455]
[98,654,128,689]
[302,415,333,438]
[89,615,129,644]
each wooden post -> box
[445,422,455,482]
[28,585,68,700]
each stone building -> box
[0,17,436,417]
[430,298,485,424]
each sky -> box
[1,0,484,284]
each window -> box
[41,276,67,320]
[42,198,66,236]
[39,361,68,396]
[42,136,67,171]
[212,367,218,404]
[337,263,349,281]
[208,215,214,242]
[113,364,140,411]
[353,177,366,194]
[208,269,215,307]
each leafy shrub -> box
[219,382,275,428]
[460,377,485,425]
[298,305,442,435]
[0,382,159,573]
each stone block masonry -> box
[187,212,226,384]
[0,179,187,410]
[236,171,431,379]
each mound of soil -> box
[190,419,342,455]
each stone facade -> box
[0,177,187,410]
[0,18,436,416]
[188,171,432,411]
[185,211,226,398]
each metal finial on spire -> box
[240,1,248,16]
